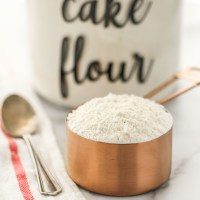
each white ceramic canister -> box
[28,0,181,107]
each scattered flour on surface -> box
[67,93,173,144]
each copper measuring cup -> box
[66,67,200,196]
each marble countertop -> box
[1,0,200,199]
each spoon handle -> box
[27,134,62,196]
[23,134,62,196]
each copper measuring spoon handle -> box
[144,67,200,104]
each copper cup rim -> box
[66,124,173,146]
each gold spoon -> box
[1,94,62,196]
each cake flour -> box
[67,93,173,144]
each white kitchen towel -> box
[0,82,86,200]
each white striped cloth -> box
[0,83,86,200]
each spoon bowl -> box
[1,94,38,137]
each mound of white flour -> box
[67,93,173,144]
